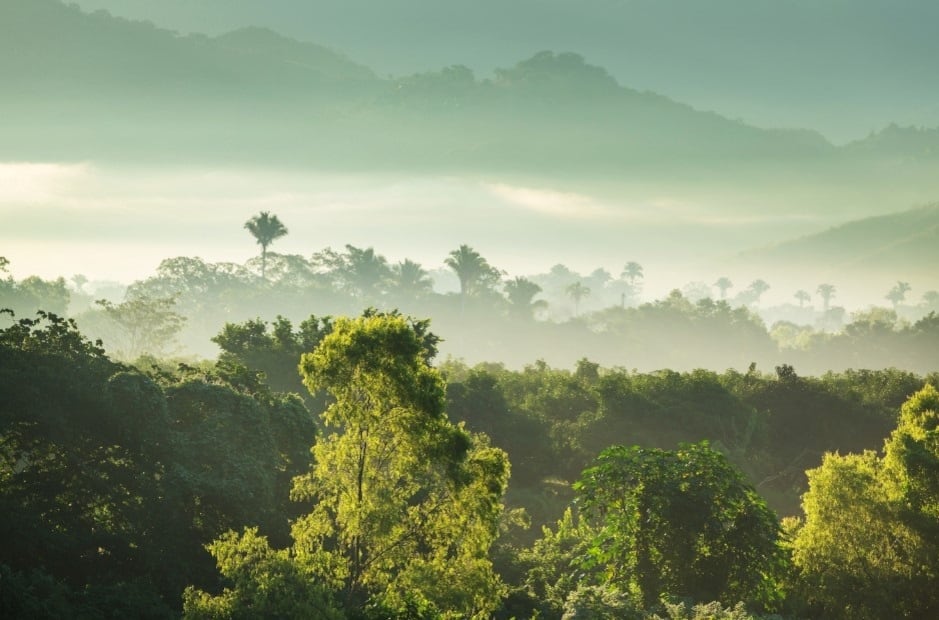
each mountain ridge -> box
[2,0,938,184]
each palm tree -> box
[244,211,288,280]
[504,277,547,319]
[391,259,434,300]
[445,245,500,308]
[342,245,391,300]
[747,279,770,305]
[794,290,811,308]
[885,281,911,310]
[714,277,733,300]
[816,283,836,313]
[621,262,644,285]
[566,281,591,317]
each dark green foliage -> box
[0,311,318,614]
[575,443,782,608]
[212,314,333,409]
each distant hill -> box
[0,0,834,169]
[65,0,939,143]
[2,0,938,194]
[738,204,939,279]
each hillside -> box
[737,204,939,279]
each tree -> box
[793,290,810,308]
[885,280,911,310]
[197,311,509,618]
[566,281,590,317]
[244,211,288,280]
[621,262,643,285]
[337,245,392,301]
[504,276,547,320]
[70,274,88,293]
[182,529,343,620]
[789,385,939,619]
[714,277,733,300]
[816,283,836,313]
[445,244,502,304]
[741,279,770,306]
[574,442,782,609]
[93,293,186,360]
[391,258,434,301]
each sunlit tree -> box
[789,386,939,619]
[244,211,288,280]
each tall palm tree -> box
[794,290,811,308]
[747,279,770,305]
[392,259,434,300]
[816,283,836,313]
[621,262,644,285]
[244,211,288,280]
[445,245,500,307]
[714,277,733,300]
[885,281,911,310]
[566,281,591,317]
[342,245,391,300]
[504,276,547,319]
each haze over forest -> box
[3,0,939,346]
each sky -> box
[0,161,891,308]
[3,1,938,312]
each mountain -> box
[737,204,939,280]
[0,0,835,169]
[64,0,939,143]
[2,0,938,215]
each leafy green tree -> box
[244,211,288,280]
[182,528,343,620]
[789,385,939,619]
[565,281,590,317]
[290,311,509,616]
[520,508,600,617]
[93,293,186,359]
[212,314,333,404]
[574,442,782,609]
[0,268,70,318]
